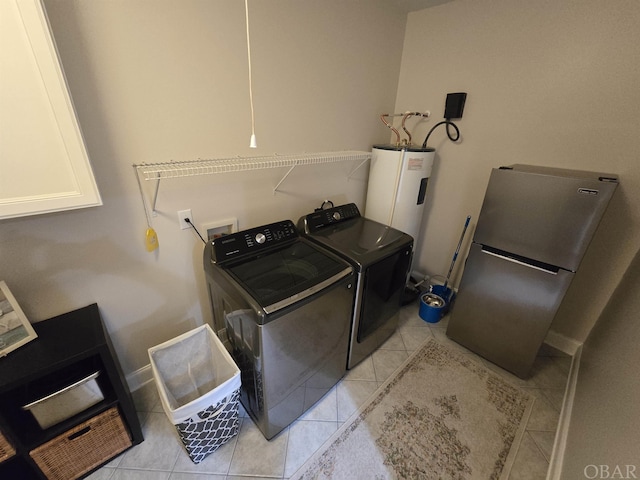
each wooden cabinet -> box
[0,304,143,479]
[0,0,101,220]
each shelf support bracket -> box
[134,166,161,217]
[150,173,161,215]
[347,157,370,179]
[273,163,297,194]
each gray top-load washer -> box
[298,203,413,369]
[203,219,354,439]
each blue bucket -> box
[419,293,445,323]
[430,284,455,314]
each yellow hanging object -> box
[134,166,160,253]
[145,227,159,252]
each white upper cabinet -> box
[0,0,101,220]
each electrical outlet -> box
[178,209,192,230]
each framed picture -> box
[0,281,37,357]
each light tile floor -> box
[88,305,571,480]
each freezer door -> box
[446,242,574,378]
[474,167,617,271]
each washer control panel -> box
[301,203,361,234]
[212,220,298,263]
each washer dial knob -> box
[332,212,341,221]
[255,233,266,244]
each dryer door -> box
[358,245,412,342]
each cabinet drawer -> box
[0,430,16,463]
[29,407,131,480]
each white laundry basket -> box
[148,324,241,464]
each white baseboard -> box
[544,329,582,356]
[546,344,583,480]
[125,363,154,392]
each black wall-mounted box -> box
[444,92,467,119]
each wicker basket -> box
[0,430,16,463]
[29,407,131,480]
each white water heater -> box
[365,145,435,242]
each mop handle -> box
[444,215,471,288]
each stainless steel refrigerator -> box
[446,164,618,378]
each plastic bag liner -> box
[148,324,241,463]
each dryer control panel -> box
[212,220,298,263]
[300,203,361,234]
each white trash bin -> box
[148,324,241,464]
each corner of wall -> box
[126,363,154,392]
[544,329,583,357]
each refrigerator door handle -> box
[481,247,559,275]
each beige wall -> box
[396,0,640,343]
[562,247,640,476]
[0,0,407,377]
[4,0,639,381]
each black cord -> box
[315,199,334,212]
[185,218,207,244]
[421,120,461,148]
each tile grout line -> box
[220,415,245,477]
[281,420,291,480]
[526,430,554,463]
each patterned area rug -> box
[290,339,533,480]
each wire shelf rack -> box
[133,150,371,213]
[134,151,369,181]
